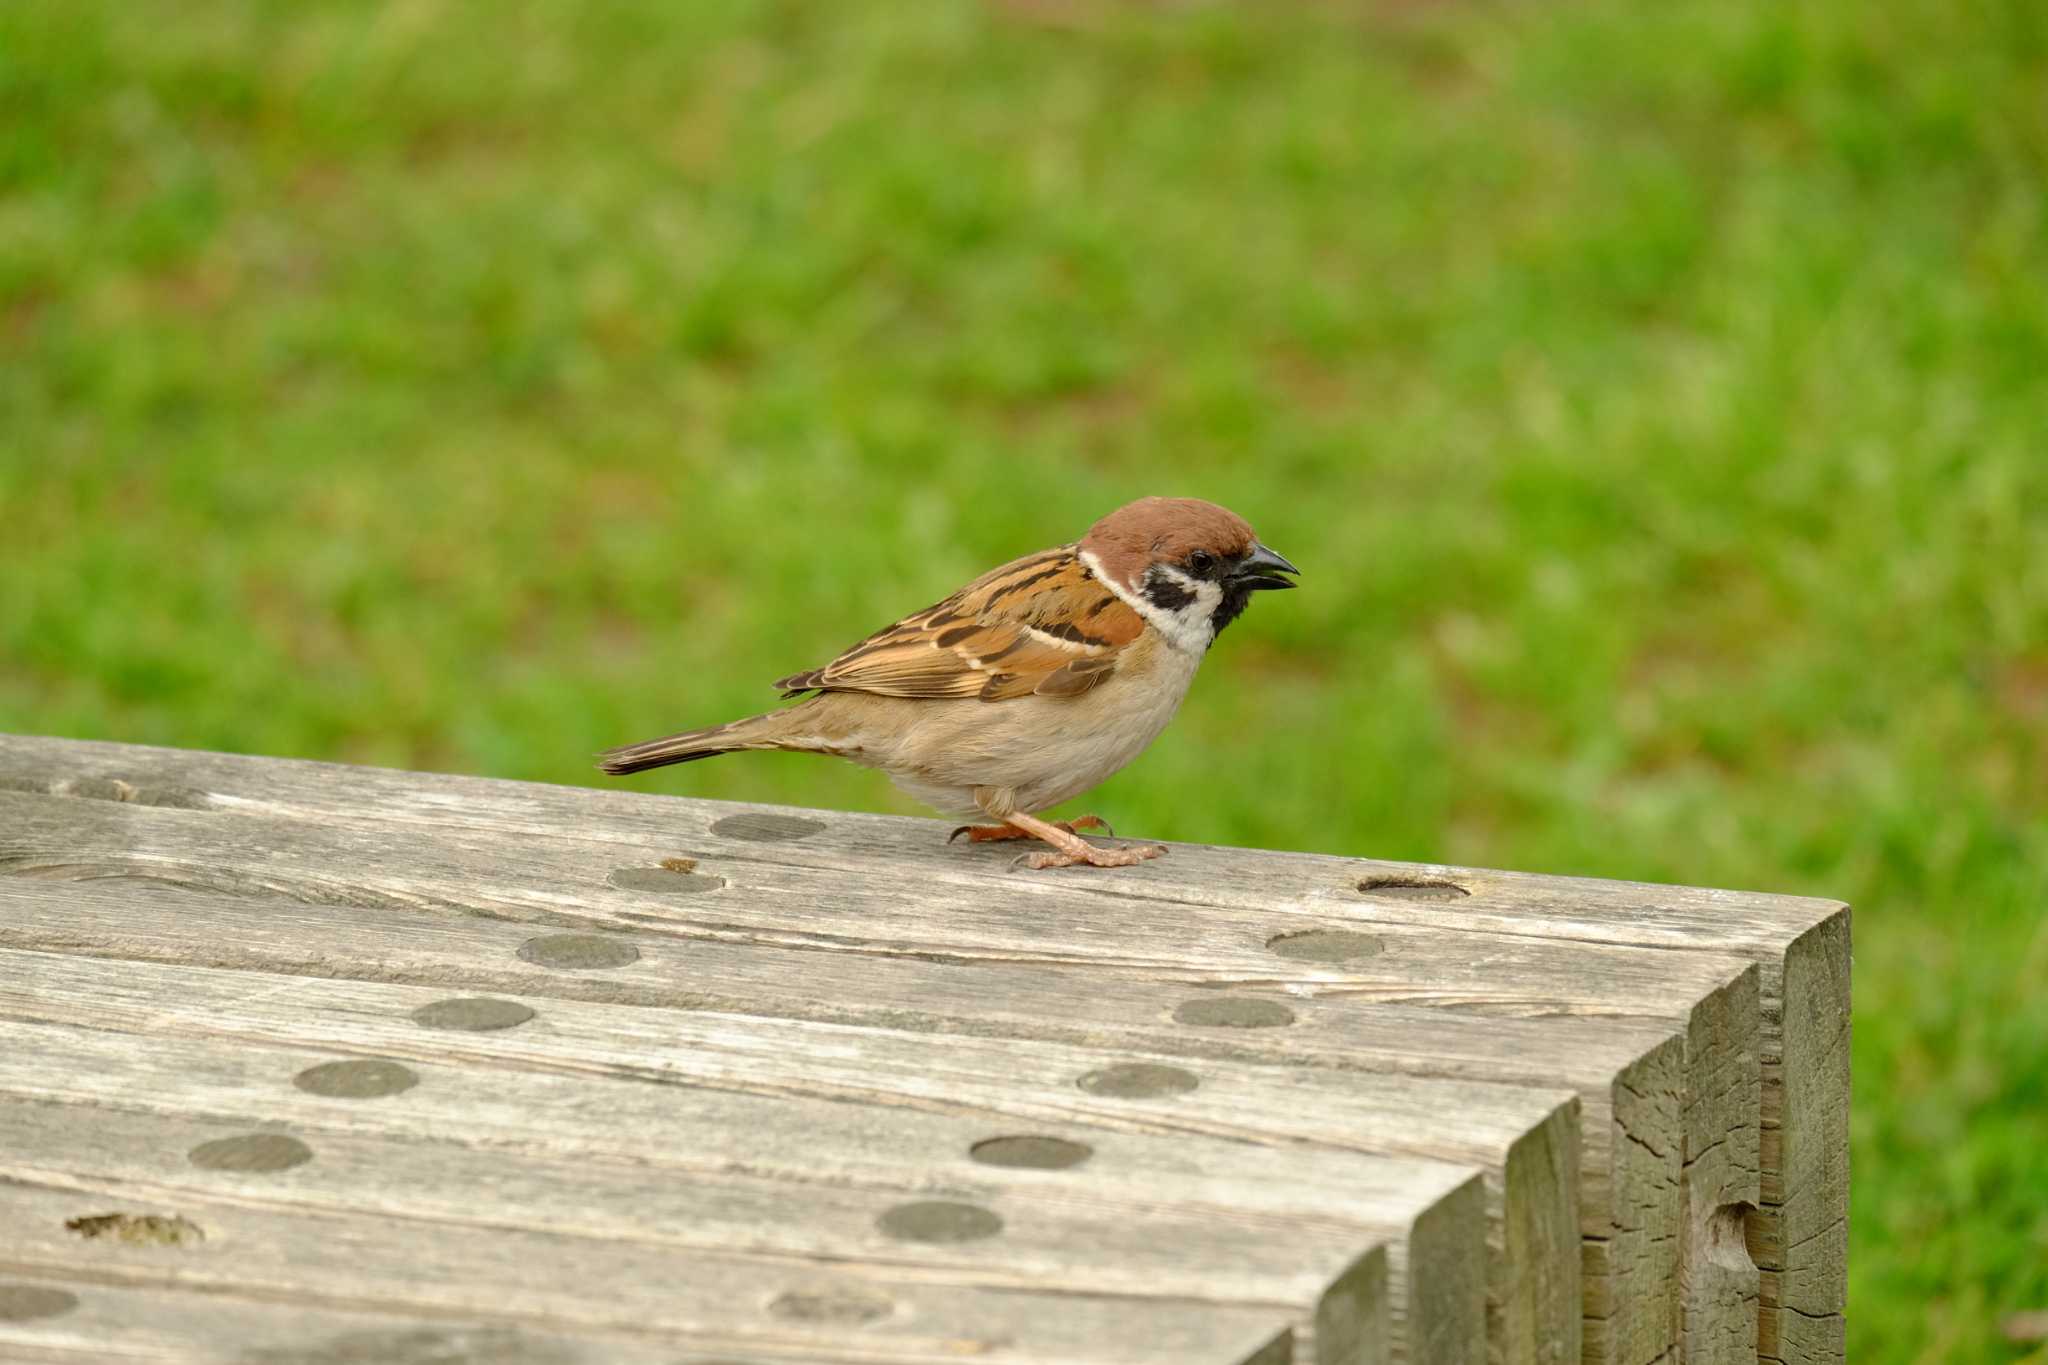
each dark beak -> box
[1234,541,1299,591]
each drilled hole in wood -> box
[7,774,216,809]
[607,866,726,895]
[293,1059,418,1099]
[970,1135,1092,1170]
[411,997,535,1032]
[1173,997,1296,1029]
[516,933,640,970]
[188,1133,313,1173]
[0,1284,78,1322]
[1355,875,1468,900]
[710,813,825,842]
[876,1199,1003,1243]
[245,1326,576,1364]
[1266,929,1383,962]
[65,1212,205,1247]
[1077,1062,1200,1098]
[1708,1200,1762,1273]
[767,1288,892,1325]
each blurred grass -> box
[2,1,2045,1358]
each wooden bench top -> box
[0,735,1847,1365]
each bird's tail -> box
[597,703,829,776]
[596,725,737,775]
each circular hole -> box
[1355,875,1469,901]
[1076,1063,1200,1099]
[294,1059,419,1100]
[710,813,825,842]
[767,1289,892,1325]
[1266,929,1383,962]
[0,1283,77,1322]
[188,1133,313,1173]
[607,866,725,895]
[970,1135,1092,1170]
[411,997,536,1032]
[516,933,640,970]
[1173,998,1296,1029]
[876,1199,1002,1244]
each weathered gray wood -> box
[1751,914,1850,1364]
[0,1275,725,1365]
[0,1078,1416,1336]
[4,731,1852,1365]
[0,755,1762,1365]
[0,947,1562,1365]
[0,1013,1480,1354]
[0,735,1848,1363]
[0,1176,1303,1365]
[0,869,1664,1365]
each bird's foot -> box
[950,814,1113,844]
[1011,841,1166,871]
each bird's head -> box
[1077,497,1298,653]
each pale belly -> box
[869,636,1203,818]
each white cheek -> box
[1148,567,1224,653]
[1077,550,1222,655]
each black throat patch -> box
[1211,582,1257,635]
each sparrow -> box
[599,497,1299,869]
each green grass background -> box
[3,1,2044,1357]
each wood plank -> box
[0,948,1558,1365]
[0,1275,727,1365]
[1752,913,1850,1364]
[0,768,1755,1365]
[3,731,1851,1365]
[0,738,1814,1364]
[0,780,1752,1017]
[0,1177,1303,1365]
[0,1083,1405,1335]
[0,871,1670,1365]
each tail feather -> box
[597,725,739,776]
[599,703,836,776]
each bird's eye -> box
[1188,550,1217,577]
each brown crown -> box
[1078,497,1258,591]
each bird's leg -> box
[949,814,1114,844]
[997,811,1165,871]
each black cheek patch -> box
[1144,576,1195,612]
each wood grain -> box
[0,760,1754,1365]
[0,1174,1303,1365]
[0,1275,737,1365]
[0,947,1563,1365]
[1753,914,1850,1364]
[0,736,1849,1364]
[0,1082,1402,1325]
[0,864,1689,1363]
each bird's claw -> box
[953,814,1113,844]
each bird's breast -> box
[875,629,1202,814]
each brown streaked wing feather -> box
[1032,654,1119,698]
[771,548,1144,702]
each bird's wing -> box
[773,547,1145,702]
